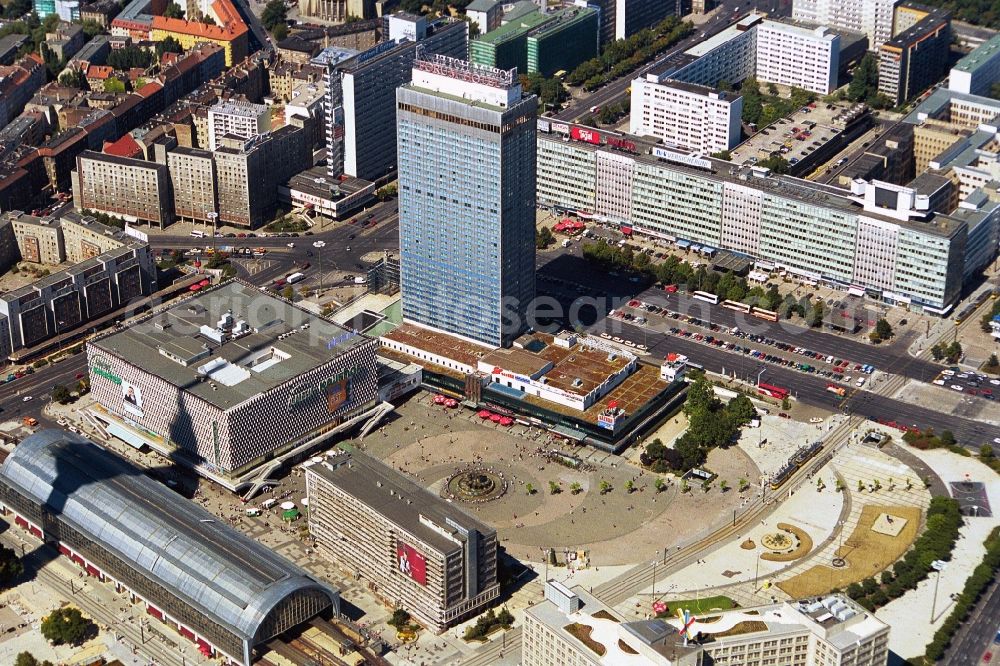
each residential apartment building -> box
[792,0,899,48]
[397,55,537,347]
[298,0,373,23]
[465,0,501,34]
[537,124,983,313]
[323,19,469,182]
[589,0,679,44]
[306,450,499,633]
[949,32,1000,96]
[150,0,248,66]
[754,21,840,95]
[0,211,156,356]
[629,77,742,154]
[0,55,46,129]
[878,5,951,105]
[167,147,216,224]
[524,583,890,666]
[71,151,174,228]
[214,124,310,229]
[207,99,271,151]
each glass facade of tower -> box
[396,65,537,348]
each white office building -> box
[949,33,1000,96]
[524,582,890,666]
[792,0,898,48]
[207,100,271,152]
[629,76,742,154]
[754,21,840,95]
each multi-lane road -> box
[553,0,788,123]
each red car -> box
[664,284,678,293]
[75,373,84,379]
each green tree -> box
[15,654,54,666]
[758,155,790,174]
[874,318,893,340]
[261,0,287,31]
[281,285,294,300]
[155,35,184,58]
[103,77,125,93]
[106,44,153,70]
[981,443,994,459]
[738,477,749,492]
[162,2,184,17]
[741,76,764,125]
[986,353,999,371]
[536,226,555,249]
[51,384,71,404]
[525,483,536,495]
[726,394,757,426]
[549,480,561,494]
[58,68,86,88]
[0,545,23,588]
[79,18,103,38]
[389,608,411,628]
[711,150,732,160]
[272,22,288,41]
[40,607,92,646]
[719,479,729,492]
[3,0,31,18]
[939,430,957,447]
[570,481,582,494]
[599,480,611,494]
[654,477,666,493]
[848,53,879,103]
[808,299,825,328]
[625,479,635,493]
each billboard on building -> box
[571,126,601,145]
[325,377,349,413]
[122,381,144,417]
[396,540,427,586]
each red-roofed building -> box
[85,65,115,90]
[150,0,248,66]
[0,54,46,127]
[137,81,162,97]
[103,134,143,158]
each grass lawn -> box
[656,595,737,617]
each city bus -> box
[722,299,751,313]
[758,382,790,400]
[190,230,206,238]
[692,290,719,305]
[751,306,779,321]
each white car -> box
[957,373,969,379]
[951,384,964,391]
[993,437,1000,445]
[933,379,945,386]
[855,378,865,387]
[991,379,1000,386]
[942,370,955,376]
[287,242,295,248]
[22,396,31,402]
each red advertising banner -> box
[396,541,427,586]
[571,126,601,145]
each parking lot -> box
[933,368,1000,402]
[730,101,847,169]
[608,298,877,389]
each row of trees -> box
[463,607,514,640]
[930,340,963,363]
[920,525,1000,662]
[581,241,827,325]
[520,73,568,110]
[844,497,962,611]
[740,77,817,128]
[107,45,155,71]
[566,16,692,91]
[640,376,757,472]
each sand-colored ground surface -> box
[777,504,921,598]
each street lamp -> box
[207,212,219,255]
[313,240,326,294]
[756,368,766,386]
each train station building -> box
[0,430,340,666]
